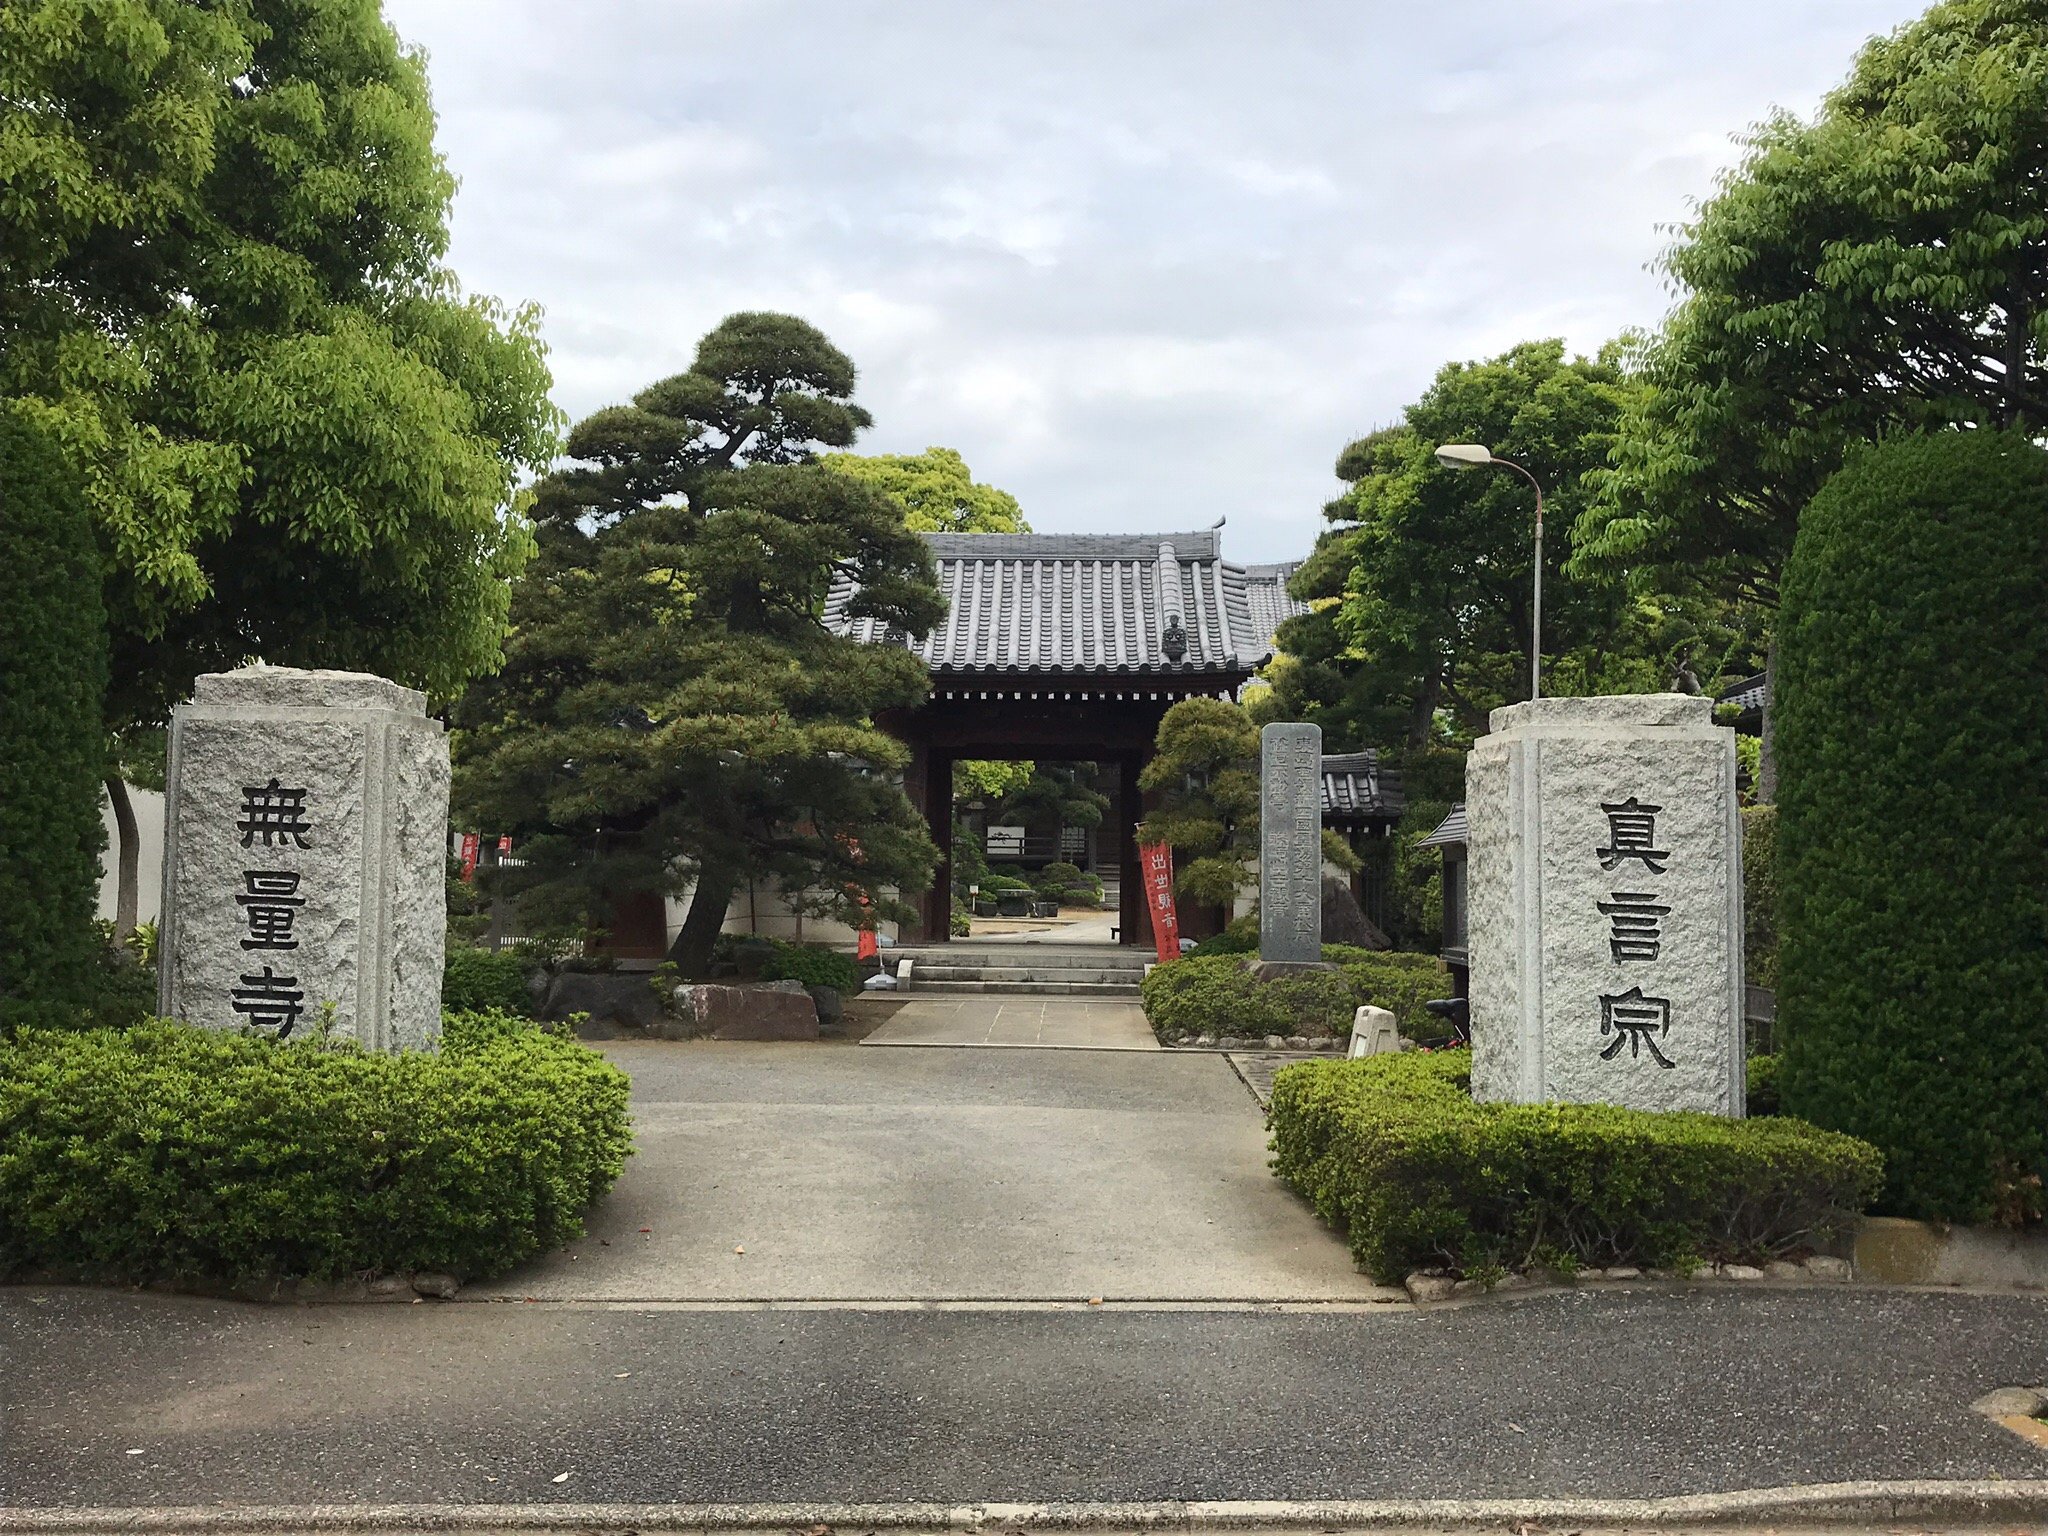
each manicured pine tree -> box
[1776,431,2048,1224]
[0,409,112,1027]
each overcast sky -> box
[384,0,1925,563]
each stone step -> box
[889,949,1151,972]
[908,965,1141,985]
[899,979,1143,998]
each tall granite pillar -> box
[1257,721,1325,975]
[158,667,450,1050]
[1466,694,1744,1114]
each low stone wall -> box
[1851,1215,2048,1289]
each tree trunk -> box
[667,863,739,978]
[105,775,139,943]
[1757,636,1778,805]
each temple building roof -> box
[1321,750,1404,824]
[828,529,1307,679]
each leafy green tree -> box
[1575,0,2048,600]
[954,759,1034,803]
[1138,698,1356,911]
[0,408,110,1027]
[986,763,1108,844]
[821,446,1027,533]
[455,316,946,976]
[5,0,559,906]
[1282,341,1720,753]
[1776,431,2048,1224]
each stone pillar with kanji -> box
[1465,694,1745,1114]
[158,667,450,1051]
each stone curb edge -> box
[9,1483,2048,1533]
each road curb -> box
[10,1483,2048,1533]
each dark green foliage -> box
[1741,805,1779,990]
[0,1012,632,1284]
[1140,952,1446,1041]
[0,408,111,1030]
[1269,1051,1882,1283]
[1776,431,2048,1225]
[1187,915,1260,956]
[755,939,862,996]
[1033,861,1103,907]
[441,948,537,1017]
[1747,1054,1782,1117]
[455,314,943,978]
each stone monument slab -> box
[1466,694,1744,1114]
[158,666,449,1050]
[1258,721,1325,970]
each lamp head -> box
[1434,443,1495,470]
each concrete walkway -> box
[465,1038,1384,1302]
[862,996,1158,1049]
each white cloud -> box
[387,0,1928,561]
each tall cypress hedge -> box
[1776,431,2048,1224]
[0,408,111,1028]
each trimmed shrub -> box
[1032,861,1103,908]
[1270,1050,1882,1282]
[0,1011,633,1284]
[757,938,862,995]
[1776,432,2048,1225]
[442,946,537,1016]
[1140,951,1446,1041]
[1746,1053,1781,1117]
[1741,805,1778,990]
[1189,914,1259,956]
[0,408,111,1029]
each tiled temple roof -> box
[1321,750,1404,823]
[827,530,1300,677]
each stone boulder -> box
[1322,876,1391,950]
[668,979,819,1041]
[538,970,667,1031]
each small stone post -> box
[158,667,450,1050]
[1466,694,1744,1114]
[1256,721,1327,977]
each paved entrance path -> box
[466,1039,1382,1302]
[8,1287,2047,1508]
[862,996,1158,1049]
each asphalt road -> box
[5,1285,2046,1508]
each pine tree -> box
[455,315,946,975]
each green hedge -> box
[1269,1050,1882,1282]
[1140,950,1446,1041]
[756,938,862,994]
[0,1011,632,1285]
[0,406,111,1030]
[1741,805,1778,990]
[1776,431,2048,1225]
[441,946,537,1015]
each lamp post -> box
[1434,443,1547,701]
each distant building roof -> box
[1415,804,1467,848]
[1321,750,1404,824]
[1719,672,1768,721]
[1240,562,1309,652]
[827,530,1291,678]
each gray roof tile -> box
[1320,750,1404,822]
[828,530,1295,676]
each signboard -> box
[985,824,1025,857]
[1139,840,1180,964]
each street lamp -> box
[1434,443,1547,701]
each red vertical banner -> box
[1139,841,1179,963]
[458,832,480,881]
[497,834,513,856]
